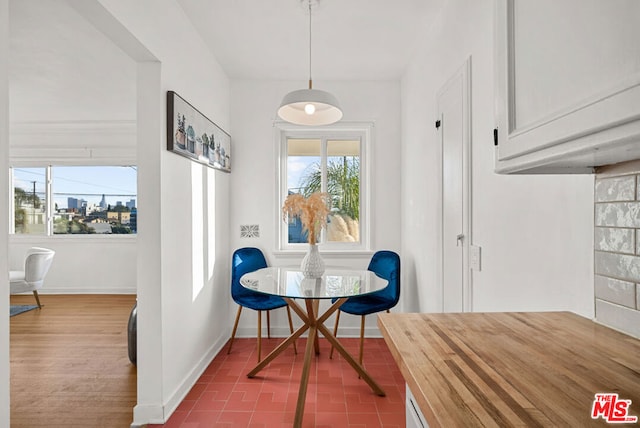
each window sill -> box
[9,234,137,243]
[273,249,374,259]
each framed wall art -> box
[166,90,231,173]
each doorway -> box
[6,0,138,425]
[438,57,472,312]
[5,1,162,426]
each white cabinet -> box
[494,0,640,174]
[406,384,429,428]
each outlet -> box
[470,245,481,271]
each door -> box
[438,58,471,312]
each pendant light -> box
[277,0,342,126]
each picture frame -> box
[166,90,231,173]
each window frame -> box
[9,165,51,236]
[9,163,137,238]
[275,121,372,253]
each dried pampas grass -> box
[282,192,331,245]
[327,214,359,243]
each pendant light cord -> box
[308,0,313,89]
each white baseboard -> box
[130,333,228,426]
[163,334,228,418]
[34,288,137,294]
[131,403,164,427]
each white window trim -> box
[45,166,53,236]
[9,165,49,236]
[274,120,373,253]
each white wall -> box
[401,0,594,316]
[229,79,402,337]
[72,0,232,424]
[8,0,138,295]
[96,1,231,424]
[0,0,10,425]
[0,2,600,427]
[8,238,136,293]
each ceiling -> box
[9,0,136,122]
[8,0,446,123]
[176,0,447,80]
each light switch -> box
[470,245,481,271]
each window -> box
[278,124,371,251]
[11,166,137,235]
[12,167,47,235]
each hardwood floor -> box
[10,294,137,428]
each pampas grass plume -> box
[282,192,331,245]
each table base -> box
[246,297,386,428]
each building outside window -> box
[12,167,47,235]
[11,165,137,235]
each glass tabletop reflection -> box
[240,267,388,299]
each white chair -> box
[9,247,55,308]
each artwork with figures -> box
[166,90,231,172]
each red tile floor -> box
[149,337,406,428]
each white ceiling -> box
[176,0,447,80]
[8,0,446,123]
[9,0,136,122]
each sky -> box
[13,155,338,211]
[13,155,330,211]
[288,156,318,193]
[13,166,137,209]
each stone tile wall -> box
[594,165,640,338]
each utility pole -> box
[31,181,37,226]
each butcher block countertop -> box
[378,312,640,427]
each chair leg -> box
[267,310,271,339]
[286,305,297,354]
[33,290,43,309]
[257,310,263,362]
[358,315,366,367]
[228,305,243,354]
[329,310,341,359]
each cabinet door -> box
[406,384,429,428]
[495,0,640,173]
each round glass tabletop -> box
[240,267,389,299]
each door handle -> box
[456,234,464,246]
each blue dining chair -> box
[228,247,296,362]
[330,250,400,365]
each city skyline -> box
[13,166,137,209]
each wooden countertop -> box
[378,312,640,427]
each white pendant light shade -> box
[277,0,343,126]
[278,88,343,126]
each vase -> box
[300,244,325,278]
[127,301,137,366]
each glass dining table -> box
[240,266,389,428]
